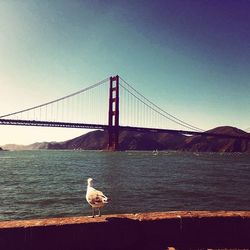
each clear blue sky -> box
[0,0,249,144]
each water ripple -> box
[0,150,250,220]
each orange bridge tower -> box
[107,75,119,150]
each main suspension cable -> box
[120,77,204,132]
[0,77,109,119]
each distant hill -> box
[180,126,250,153]
[34,130,186,151]
[3,142,54,151]
[2,126,250,153]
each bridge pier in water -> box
[107,75,119,151]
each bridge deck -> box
[0,118,249,140]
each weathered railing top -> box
[1,211,250,249]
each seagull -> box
[86,178,109,218]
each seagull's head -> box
[87,178,93,187]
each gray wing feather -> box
[87,188,107,205]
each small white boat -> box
[153,149,159,155]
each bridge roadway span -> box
[0,118,249,140]
[0,211,250,249]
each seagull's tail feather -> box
[101,195,109,204]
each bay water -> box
[0,150,249,221]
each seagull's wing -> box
[87,188,108,205]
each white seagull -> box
[86,178,109,217]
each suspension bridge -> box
[0,75,249,150]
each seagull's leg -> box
[92,208,95,218]
[98,208,101,217]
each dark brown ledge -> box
[0,211,250,249]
